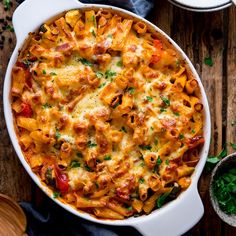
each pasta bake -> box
[11,8,205,220]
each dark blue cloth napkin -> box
[16,0,154,235]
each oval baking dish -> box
[3,0,211,235]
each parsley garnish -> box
[156,192,171,208]
[160,108,166,113]
[79,58,93,67]
[212,168,236,214]
[140,162,145,167]
[104,155,111,161]
[205,145,228,173]
[191,129,196,134]
[157,156,162,166]
[139,145,152,151]
[179,134,184,140]
[84,165,93,172]
[165,159,170,165]
[5,24,14,32]
[50,72,57,76]
[146,96,153,102]
[105,70,116,79]
[95,182,99,189]
[42,69,46,75]
[127,206,133,211]
[42,103,52,109]
[127,87,135,95]
[91,15,96,27]
[91,29,96,37]
[55,129,61,140]
[176,59,180,68]
[98,82,106,88]
[53,191,61,199]
[96,71,103,79]
[87,141,97,148]
[121,126,127,133]
[204,56,213,67]
[70,160,80,168]
[116,60,123,67]
[76,152,83,158]
[139,178,145,184]
[161,96,170,106]
[3,0,11,10]
[174,112,180,116]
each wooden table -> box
[0,1,236,235]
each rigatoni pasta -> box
[11,8,205,220]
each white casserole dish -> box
[3,0,211,235]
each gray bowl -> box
[209,153,236,227]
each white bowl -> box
[3,0,211,235]
[169,0,232,11]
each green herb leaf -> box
[160,108,166,113]
[146,96,153,102]
[120,126,127,133]
[42,103,52,109]
[50,72,57,76]
[91,29,96,37]
[104,155,111,161]
[96,71,103,79]
[84,165,93,172]
[204,57,213,67]
[79,58,93,67]
[127,206,133,211]
[76,152,83,158]
[161,96,170,106]
[191,129,196,134]
[139,178,145,184]
[127,87,135,95]
[156,192,171,208]
[105,70,116,79]
[139,145,152,151]
[70,160,80,168]
[174,112,180,116]
[116,60,123,67]
[87,141,97,148]
[55,129,61,140]
[95,182,99,189]
[230,143,236,151]
[98,82,106,88]
[3,0,11,10]
[42,69,46,75]
[179,134,184,140]
[53,191,61,199]
[165,159,170,165]
[157,156,162,166]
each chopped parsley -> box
[55,129,61,140]
[95,182,99,189]
[50,72,57,76]
[139,178,145,184]
[212,168,236,215]
[165,159,170,165]
[42,103,52,109]
[127,206,133,211]
[91,15,96,27]
[104,155,111,161]
[98,82,106,88]
[191,129,196,134]
[5,24,14,32]
[154,138,158,146]
[127,87,135,95]
[53,191,61,199]
[91,29,96,37]
[204,56,213,67]
[157,156,162,166]
[161,96,170,106]
[139,145,152,151]
[105,70,116,79]
[76,152,83,158]
[121,126,127,133]
[174,112,180,116]
[84,165,93,172]
[116,60,123,67]
[176,59,181,68]
[70,160,80,168]
[160,108,166,113]
[3,0,11,10]
[140,162,145,167]
[146,96,153,102]
[179,134,184,140]
[156,192,171,208]
[87,141,97,148]
[79,58,93,67]
[96,71,103,79]
[42,69,46,75]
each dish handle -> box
[131,186,204,236]
[13,0,83,44]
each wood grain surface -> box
[0,1,236,235]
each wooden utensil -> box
[0,194,27,236]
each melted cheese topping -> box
[11,9,204,220]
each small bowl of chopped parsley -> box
[209,153,236,227]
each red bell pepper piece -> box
[55,165,69,194]
[19,102,33,118]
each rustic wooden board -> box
[0,0,236,234]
